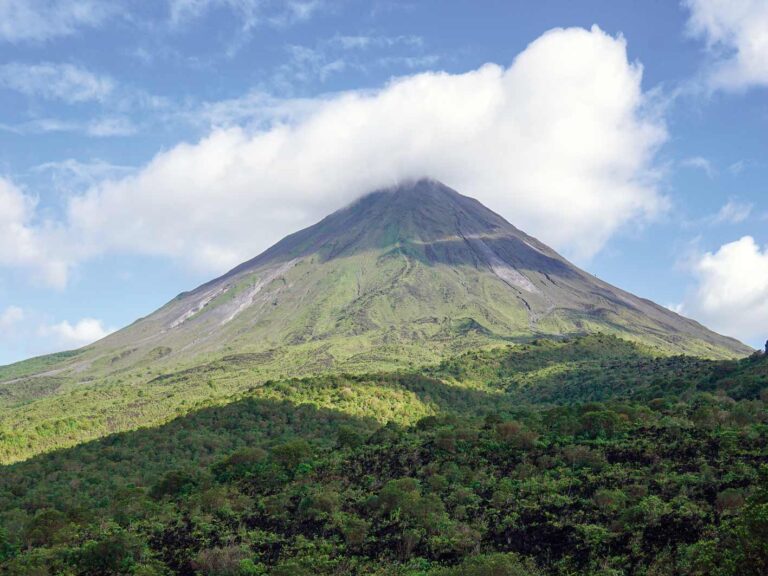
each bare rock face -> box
[10,179,753,382]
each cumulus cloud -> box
[0,177,69,287]
[178,90,321,129]
[685,0,768,90]
[39,318,114,348]
[0,62,114,103]
[0,0,113,43]
[681,236,768,343]
[0,26,667,286]
[55,26,667,276]
[0,306,114,363]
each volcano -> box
[68,178,748,375]
[0,178,752,463]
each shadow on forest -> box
[0,372,507,515]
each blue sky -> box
[1,0,767,364]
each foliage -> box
[1,336,766,575]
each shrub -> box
[430,552,542,575]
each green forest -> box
[1,335,766,575]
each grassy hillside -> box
[0,350,83,382]
[1,335,758,465]
[1,337,766,575]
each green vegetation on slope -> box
[0,350,82,383]
[0,336,766,575]
[429,334,766,404]
[0,335,762,464]
[1,393,766,575]
[0,335,753,464]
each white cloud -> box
[680,236,768,343]
[272,34,436,89]
[0,307,114,363]
[0,118,78,135]
[33,159,135,194]
[168,0,322,30]
[681,156,716,178]
[39,318,114,348]
[377,54,441,70]
[729,160,747,175]
[0,177,69,287]
[268,0,323,28]
[86,116,138,137]
[277,45,348,84]
[685,0,768,90]
[6,26,669,283]
[0,116,139,138]
[179,90,321,129]
[0,0,112,43]
[666,302,685,314]
[331,34,424,50]
[712,200,753,224]
[169,0,250,27]
[0,62,114,103]
[0,306,24,332]
[166,0,325,57]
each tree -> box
[150,468,202,500]
[75,530,144,576]
[0,528,16,563]
[431,552,543,575]
[336,425,365,449]
[271,439,312,473]
[23,509,68,548]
